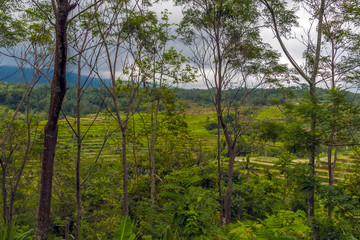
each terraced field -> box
[237,155,358,183]
[52,110,219,163]
[37,107,359,185]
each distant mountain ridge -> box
[0,65,110,86]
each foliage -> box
[0,222,33,240]
[114,217,136,240]
[2,0,360,238]
[256,210,311,239]
[255,121,284,144]
[159,167,218,239]
[224,210,311,240]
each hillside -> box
[0,65,110,86]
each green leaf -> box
[114,217,134,240]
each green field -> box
[47,106,357,186]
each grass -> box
[33,105,360,185]
[235,154,357,183]
[256,106,284,121]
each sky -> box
[149,0,313,89]
[0,1,323,89]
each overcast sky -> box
[149,0,314,89]
[0,1,315,89]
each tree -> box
[0,0,27,48]
[33,0,101,238]
[178,0,287,224]
[64,5,108,238]
[315,0,360,218]
[0,7,53,235]
[94,1,143,216]
[318,89,360,218]
[260,0,326,237]
[125,9,194,203]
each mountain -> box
[0,65,110,86]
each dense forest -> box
[1,0,360,239]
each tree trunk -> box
[224,146,236,225]
[150,109,156,203]
[150,100,159,203]
[327,133,333,218]
[1,164,7,225]
[35,1,75,239]
[65,223,69,240]
[121,127,129,216]
[132,117,138,182]
[215,94,236,225]
[308,83,317,239]
[75,89,82,240]
[217,119,224,225]
[327,143,337,218]
[332,149,337,185]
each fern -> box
[255,210,311,239]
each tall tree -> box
[317,0,360,218]
[35,0,76,237]
[94,1,143,216]
[123,9,194,203]
[64,5,106,238]
[178,0,286,224]
[0,6,53,235]
[260,0,326,237]
[33,0,101,238]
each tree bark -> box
[216,104,236,225]
[111,88,129,216]
[35,1,76,239]
[217,119,224,225]
[327,141,337,218]
[75,87,82,239]
[150,99,160,203]
[224,145,236,225]
[121,127,129,216]
[1,163,7,225]
[308,83,316,236]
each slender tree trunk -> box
[327,143,337,218]
[35,2,76,239]
[327,133,334,218]
[65,223,69,240]
[121,127,129,216]
[307,3,325,236]
[308,83,317,239]
[1,164,7,225]
[326,32,337,219]
[327,138,334,185]
[215,92,236,225]
[217,119,224,225]
[110,87,129,217]
[132,117,138,182]
[75,88,82,240]
[150,100,159,203]
[332,149,337,185]
[224,146,236,225]
[214,100,237,225]
[150,105,156,203]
